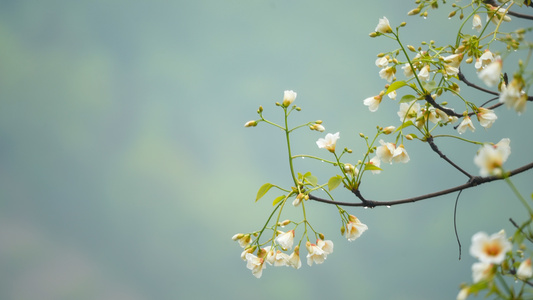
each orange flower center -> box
[483,242,502,257]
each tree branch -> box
[307,161,533,207]
[426,136,473,179]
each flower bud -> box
[340,226,346,235]
[400,22,406,27]
[258,105,263,113]
[408,7,420,15]
[279,219,291,227]
[244,120,257,127]
[369,32,379,38]
[448,11,456,18]
[282,90,297,107]
[383,126,396,134]
[318,233,325,240]
[407,45,416,52]
[405,134,414,140]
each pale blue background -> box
[0,1,532,299]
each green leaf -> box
[399,94,416,103]
[272,195,286,206]
[328,175,343,191]
[364,163,382,171]
[421,80,437,92]
[385,80,407,94]
[256,183,273,202]
[513,230,525,245]
[395,120,414,131]
[305,174,318,186]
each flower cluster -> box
[457,230,532,299]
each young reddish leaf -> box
[256,183,273,202]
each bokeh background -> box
[1,1,532,299]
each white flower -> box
[417,65,431,81]
[306,242,326,266]
[275,230,295,250]
[473,14,482,32]
[457,116,475,134]
[316,132,340,153]
[282,90,297,107]
[375,17,392,34]
[387,90,397,100]
[397,101,420,123]
[476,107,497,129]
[487,5,511,25]
[273,250,290,267]
[475,50,494,71]
[478,59,502,87]
[443,53,463,75]
[379,66,395,82]
[392,144,410,163]
[402,63,414,77]
[500,78,527,114]
[376,140,396,164]
[517,258,533,280]
[457,287,470,300]
[306,239,334,266]
[232,233,252,248]
[474,138,511,177]
[444,64,459,76]
[287,249,302,269]
[375,56,389,68]
[245,253,266,278]
[469,230,512,264]
[311,124,325,132]
[345,215,368,241]
[472,262,494,283]
[343,163,359,177]
[369,156,381,174]
[264,246,276,265]
[364,95,382,112]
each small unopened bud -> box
[244,120,257,127]
[400,22,406,27]
[311,124,325,132]
[275,102,280,106]
[304,194,309,200]
[407,45,416,52]
[318,233,325,240]
[232,233,244,241]
[448,11,456,18]
[359,133,365,138]
[377,53,386,57]
[369,32,379,38]
[347,149,353,153]
[279,219,291,227]
[258,105,263,113]
[383,126,396,134]
[296,107,301,111]
[407,7,420,15]
[465,57,473,64]
[405,134,414,140]
[316,120,323,124]
[340,226,345,235]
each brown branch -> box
[427,136,473,178]
[307,161,533,207]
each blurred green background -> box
[1,1,532,299]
